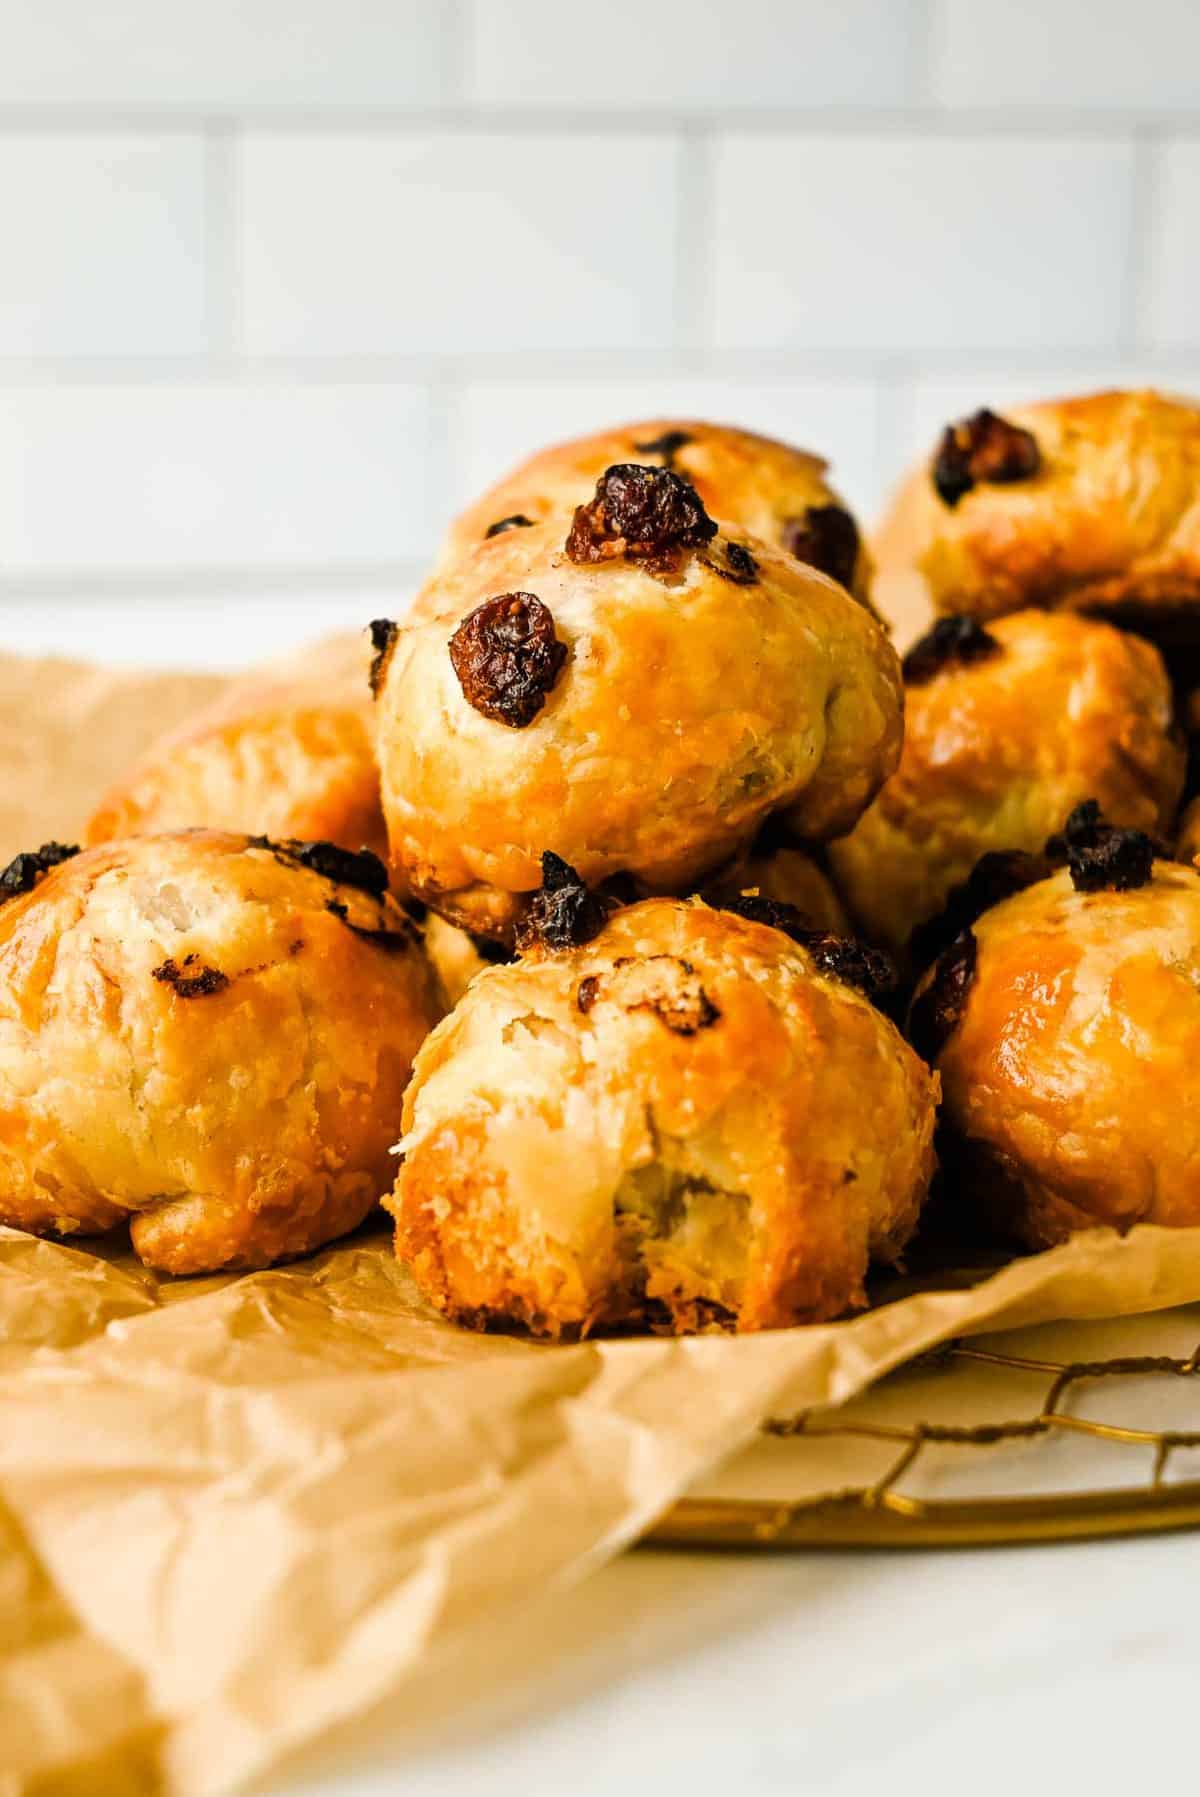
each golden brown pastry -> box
[830,610,1185,953]
[389,890,937,1336]
[375,473,903,942]
[910,812,1200,1247]
[874,390,1200,643]
[421,912,508,1006]
[0,831,441,1274]
[87,630,386,859]
[1178,796,1200,862]
[437,418,873,605]
[703,843,851,935]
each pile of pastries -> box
[4,393,1200,1337]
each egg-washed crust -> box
[0,830,442,1274]
[914,860,1200,1247]
[379,520,902,942]
[86,629,387,861]
[388,898,938,1337]
[702,843,852,936]
[873,390,1200,633]
[830,610,1185,954]
[434,418,875,608]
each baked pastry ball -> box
[830,610,1185,954]
[376,470,902,941]
[436,418,873,606]
[0,831,441,1274]
[389,889,937,1336]
[874,390,1200,644]
[910,812,1200,1247]
[87,629,386,859]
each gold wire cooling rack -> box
[648,1336,1200,1551]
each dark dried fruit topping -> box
[484,513,535,539]
[151,954,230,999]
[470,933,512,966]
[0,840,79,903]
[515,851,609,952]
[781,504,860,589]
[1044,799,1158,894]
[577,954,719,1035]
[250,836,390,900]
[932,409,1041,508]
[908,928,977,1065]
[368,618,399,698]
[632,429,693,468]
[799,932,899,1002]
[448,591,568,729]
[716,894,897,1002]
[324,898,414,953]
[902,614,1002,685]
[701,538,759,586]
[564,464,717,577]
[910,848,1050,969]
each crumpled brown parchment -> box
[4,650,1200,1797]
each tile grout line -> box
[3,348,1200,389]
[0,105,1198,135]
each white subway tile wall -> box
[0,0,1196,665]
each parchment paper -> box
[5,650,1200,1797]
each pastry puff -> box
[912,849,1200,1248]
[0,832,442,1274]
[831,610,1184,954]
[874,390,1200,646]
[87,630,386,860]
[437,418,873,607]
[375,510,902,942]
[389,897,937,1337]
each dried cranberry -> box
[515,852,609,952]
[1044,800,1158,893]
[781,505,860,589]
[632,429,692,468]
[716,894,897,1002]
[902,615,1002,685]
[910,849,1050,968]
[0,840,78,903]
[932,409,1041,508]
[151,955,230,999]
[576,953,719,1035]
[564,464,717,576]
[701,539,759,585]
[251,837,390,899]
[448,592,568,729]
[368,618,398,698]
[908,929,977,1064]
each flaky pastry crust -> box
[436,418,873,604]
[874,390,1200,639]
[704,844,851,935]
[389,898,937,1336]
[87,631,385,859]
[378,521,902,940]
[831,611,1185,952]
[917,861,1200,1246]
[0,831,442,1273]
